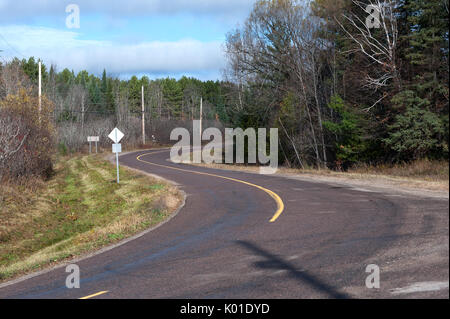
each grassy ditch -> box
[0,155,182,282]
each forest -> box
[223,0,448,169]
[0,0,448,179]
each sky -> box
[0,0,256,81]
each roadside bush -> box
[57,142,68,156]
[0,88,55,181]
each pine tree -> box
[162,78,183,119]
[403,0,449,112]
[100,69,108,112]
[128,76,141,113]
[323,95,367,167]
[384,91,447,159]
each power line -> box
[0,33,26,59]
[0,50,7,64]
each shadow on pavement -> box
[236,240,351,299]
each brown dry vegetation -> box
[348,159,449,182]
[0,88,54,181]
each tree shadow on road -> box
[236,240,351,299]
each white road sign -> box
[108,128,124,184]
[87,136,99,142]
[112,143,122,153]
[87,136,99,154]
[108,128,124,144]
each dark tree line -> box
[224,0,448,169]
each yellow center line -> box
[135,151,285,223]
[79,290,109,299]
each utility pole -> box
[142,85,145,145]
[81,92,85,135]
[199,96,203,143]
[38,61,42,122]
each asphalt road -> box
[0,149,448,299]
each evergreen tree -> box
[403,0,449,112]
[88,78,101,111]
[128,75,141,113]
[323,95,367,168]
[21,57,47,85]
[384,91,447,159]
[162,78,183,118]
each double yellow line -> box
[136,150,285,223]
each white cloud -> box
[0,25,226,79]
[0,0,255,21]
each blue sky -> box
[0,0,256,80]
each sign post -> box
[87,136,99,154]
[108,128,124,184]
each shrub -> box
[323,95,367,169]
[57,142,68,156]
[0,88,55,181]
[384,91,447,160]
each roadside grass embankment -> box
[188,150,449,193]
[0,154,182,282]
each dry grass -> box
[0,154,182,282]
[348,159,449,181]
[187,150,449,192]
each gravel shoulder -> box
[186,162,448,199]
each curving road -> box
[0,149,448,299]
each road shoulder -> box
[185,162,448,199]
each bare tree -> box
[335,0,400,104]
[0,60,31,98]
[225,0,330,167]
[0,109,30,180]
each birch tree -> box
[335,0,400,102]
